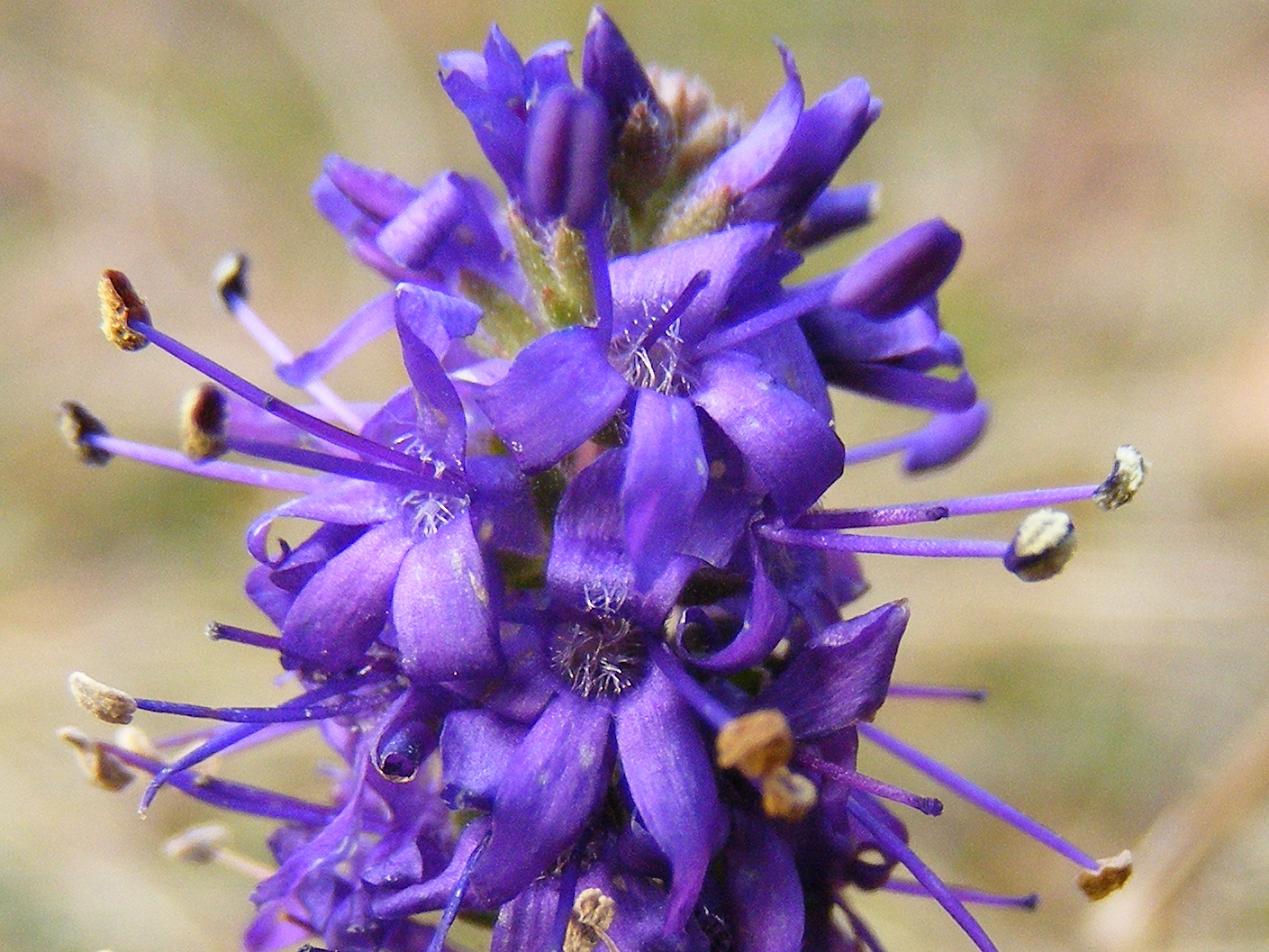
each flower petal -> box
[615,662,726,932]
[440,709,529,810]
[477,327,629,471]
[276,291,395,387]
[376,174,466,271]
[755,600,910,739]
[622,391,708,588]
[469,690,614,905]
[280,519,412,671]
[724,811,805,952]
[687,543,788,672]
[694,352,843,518]
[393,514,501,682]
[245,480,398,564]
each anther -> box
[98,269,150,350]
[163,822,229,864]
[59,401,112,465]
[213,252,248,305]
[565,886,619,952]
[1094,445,1147,511]
[180,384,228,460]
[68,671,138,725]
[761,766,817,822]
[1077,850,1133,900]
[113,725,160,758]
[1004,509,1076,582]
[716,709,795,780]
[58,726,135,791]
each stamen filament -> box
[134,685,395,724]
[585,226,615,340]
[799,484,1101,530]
[640,269,711,348]
[841,432,912,467]
[881,878,1038,910]
[761,526,1009,560]
[134,321,425,475]
[859,724,1099,870]
[223,293,364,430]
[105,742,338,825]
[848,793,999,952]
[798,751,943,816]
[87,434,320,494]
[206,622,283,651]
[426,828,492,952]
[888,683,987,703]
[223,436,453,493]
[691,275,834,358]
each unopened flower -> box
[61,8,1146,951]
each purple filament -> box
[859,724,1099,870]
[426,827,492,952]
[799,484,1098,530]
[888,683,987,703]
[207,622,283,651]
[762,526,1009,560]
[641,269,711,348]
[798,751,943,816]
[881,878,1038,910]
[134,685,395,724]
[848,793,999,952]
[585,226,615,340]
[88,435,319,494]
[646,638,734,730]
[224,436,454,493]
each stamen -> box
[715,708,795,780]
[425,827,492,952]
[799,750,943,816]
[218,435,453,493]
[102,278,423,473]
[1094,445,1147,510]
[98,269,150,350]
[206,622,283,651]
[59,402,112,465]
[585,226,615,339]
[888,683,987,703]
[163,822,273,880]
[68,672,138,724]
[64,417,320,494]
[848,793,999,952]
[180,384,228,460]
[58,726,135,792]
[859,724,1103,871]
[121,683,396,725]
[1004,509,1076,582]
[646,639,733,729]
[760,766,817,821]
[761,525,1010,561]
[803,445,1146,529]
[640,269,711,349]
[691,274,834,359]
[881,878,1038,910]
[213,253,364,430]
[1077,850,1133,901]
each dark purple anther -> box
[524,85,610,229]
[832,218,963,318]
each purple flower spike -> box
[525,85,611,228]
[832,218,964,319]
[66,9,1144,952]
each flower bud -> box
[831,218,962,318]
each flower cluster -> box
[62,9,1144,951]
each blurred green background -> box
[2,1,1266,950]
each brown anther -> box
[1094,445,1147,510]
[59,401,112,465]
[213,252,249,304]
[760,766,818,822]
[98,269,150,350]
[565,887,619,952]
[1077,849,1133,900]
[180,384,228,460]
[1007,508,1076,582]
[163,822,229,864]
[58,726,135,792]
[716,709,795,780]
[68,671,137,725]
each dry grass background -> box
[1,1,1266,950]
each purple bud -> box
[525,86,610,228]
[582,6,660,130]
[831,218,962,318]
[790,182,879,249]
[375,174,466,271]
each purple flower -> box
[62,9,1148,952]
